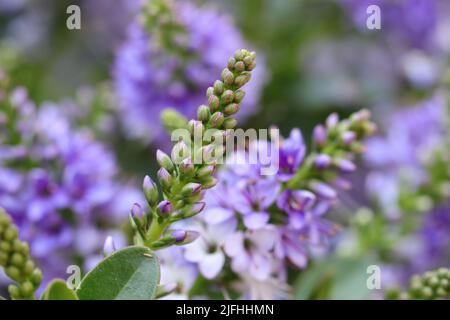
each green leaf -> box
[295,255,374,300]
[40,279,78,300]
[76,246,160,300]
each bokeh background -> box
[1,0,449,299]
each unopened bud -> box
[223,103,240,116]
[209,112,224,128]
[221,90,234,105]
[156,150,175,172]
[313,125,327,147]
[197,105,211,121]
[143,175,159,206]
[221,68,234,85]
[157,200,172,217]
[157,167,172,190]
[213,80,224,95]
[335,158,356,173]
[314,154,331,169]
[208,95,220,112]
[234,73,251,87]
[181,183,202,197]
[223,118,238,129]
[103,236,117,256]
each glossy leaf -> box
[40,279,78,300]
[76,246,160,300]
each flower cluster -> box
[161,109,376,299]
[113,0,266,144]
[360,92,450,283]
[387,267,450,300]
[0,74,140,286]
[365,95,447,216]
[0,208,42,300]
[128,49,258,255]
[340,0,450,89]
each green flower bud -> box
[206,86,214,98]
[181,183,202,197]
[223,118,238,129]
[221,68,234,86]
[223,103,240,116]
[208,95,220,112]
[201,177,218,189]
[188,120,204,136]
[157,167,172,190]
[0,208,42,299]
[213,80,224,95]
[234,49,245,61]
[209,112,225,128]
[180,157,195,176]
[228,57,236,69]
[160,108,189,135]
[234,61,245,72]
[197,105,211,122]
[156,149,175,172]
[143,175,159,207]
[196,165,216,179]
[234,73,251,88]
[220,90,234,105]
[234,90,246,103]
[247,60,256,71]
[11,253,24,267]
[243,55,254,66]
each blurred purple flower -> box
[113,1,267,145]
[0,88,141,287]
[365,96,446,215]
[341,0,438,49]
[421,206,450,266]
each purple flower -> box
[277,190,316,215]
[224,226,278,281]
[184,219,237,279]
[277,190,337,244]
[113,1,267,145]
[420,206,450,267]
[200,173,237,225]
[274,228,308,269]
[277,129,306,182]
[158,246,198,299]
[0,90,141,288]
[341,0,438,50]
[365,96,446,212]
[232,178,280,229]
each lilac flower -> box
[274,228,309,269]
[340,0,438,49]
[420,206,450,267]
[113,1,267,144]
[158,246,198,299]
[0,88,141,286]
[277,190,338,244]
[184,219,237,279]
[224,226,278,281]
[231,177,280,229]
[200,171,237,225]
[365,96,446,213]
[277,129,306,182]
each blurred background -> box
[1,0,449,299]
